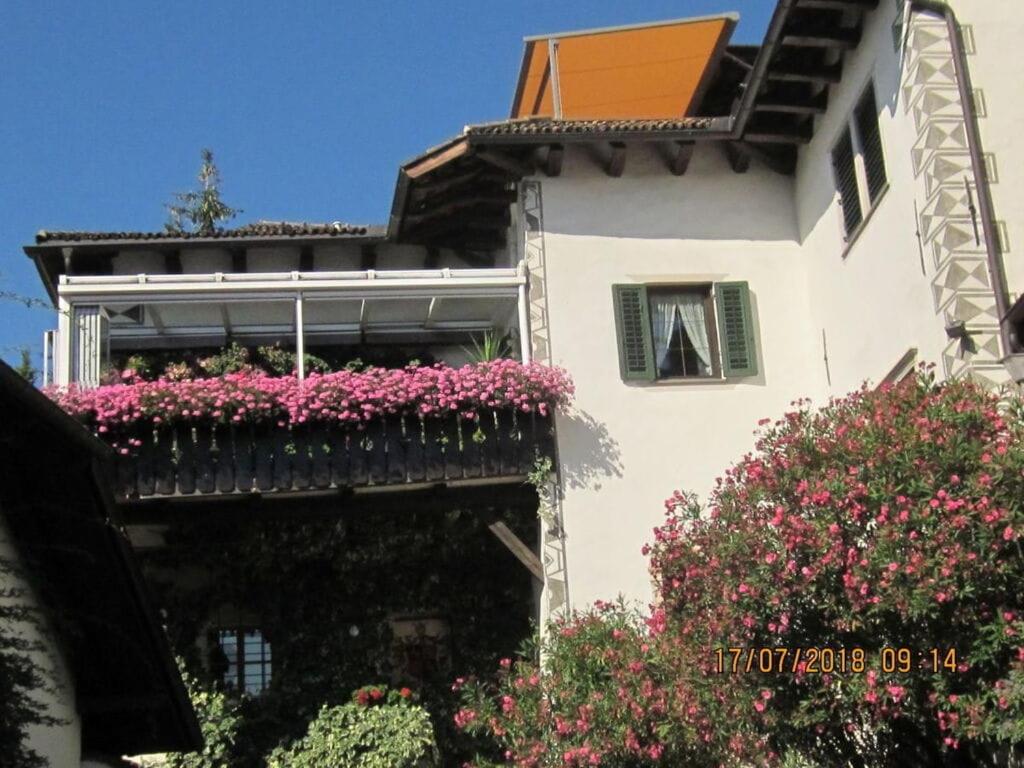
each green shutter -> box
[715,281,758,378]
[612,284,655,381]
[831,128,863,237]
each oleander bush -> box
[462,371,1024,766]
[456,602,730,768]
[649,369,1024,765]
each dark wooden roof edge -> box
[26,226,388,252]
[732,0,799,136]
[0,360,203,753]
[462,118,732,144]
[101,518,203,752]
[0,361,112,461]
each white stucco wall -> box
[795,0,951,394]
[534,143,826,606]
[536,0,1024,609]
[0,517,81,768]
[951,0,1024,297]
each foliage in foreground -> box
[266,686,438,768]
[460,372,1024,766]
[165,664,244,768]
[0,557,59,768]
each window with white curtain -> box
[647,286,719,379]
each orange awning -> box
[511,14,738,120]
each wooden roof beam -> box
[431,236,506,251]
[606,142,626,177]
[409,169,506,202]
[767,62,843,84]
[456,250,498,269]
[539,144,564,177]
[668,141,695,176]
[476,148,535,178]
[404,192,517,227]
[299,246,315,272]
[744,128,813,145]
[360,244,377,270]
[164,250,182,274]
[230,247,247,273]
[725,143,751,173]
[782,25,861,49]
[407,212,510,243]
[797,0,876,9]
[424,246,441,269]
[755,91,829,114]
[736,142,798,176]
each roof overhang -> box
[25,228,390,304]
[389,0,875,243]
[0,361,202,755]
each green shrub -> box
[267,687,438,768]
[165,665,244,768]
[198,342,252,376]
[256,344,331,377]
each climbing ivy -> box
[147,500,538,765]
[0,556,60,768]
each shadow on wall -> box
[555,408,623,491]
[540,143,800,242]
[794,11,903,245]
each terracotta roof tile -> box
[465,117,715,137]
[34,221,380,244]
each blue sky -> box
[0,1,774,370]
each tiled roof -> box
[465,117,716,137]
[34,221,379,244]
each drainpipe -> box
[908,0,1013,360]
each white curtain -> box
[650,295,677,369]
[675,293,712,373]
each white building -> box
[23,0,1024,645]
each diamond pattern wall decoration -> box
[903,12,1010,387]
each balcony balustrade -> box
[114,410,553,499]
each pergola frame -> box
[53,266,531,386]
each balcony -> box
[45,266,531,387]
[113,410,553,499]
[49,359,570,501]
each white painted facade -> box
[31,0,1023,631]
[529,0,1024,613]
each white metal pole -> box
[42,331,50,387]
[56,297,71,387]
[548,39,563,119]
[295,293,305,381]
[517,276,532,365]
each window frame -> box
[612,280,758,385]
[217,626,272,695]
[644,283,722,381]
[831,79,890,252]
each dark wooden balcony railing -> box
[114,410,553,499]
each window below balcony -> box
[217,627,272,695]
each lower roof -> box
[0,361,202,755]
